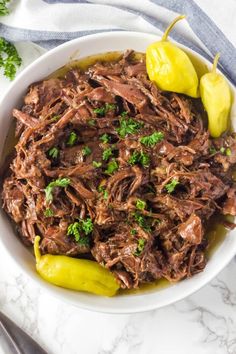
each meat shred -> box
[1,50,236,289]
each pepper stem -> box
[212,53,220,73]
[34,236,41,262]
[162,15,186,41]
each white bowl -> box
[0,31,235,314]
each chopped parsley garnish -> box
[105,159,119,174]
[128,151,150,167]
[93,161,102,168]
[81,218,94,235]
[0,37,22,80]
[165,178,179,193]
[136,199,146,210]
[226,148,231,156]
[48,147,59,159]
[131,229,137,235]
[51,115,60,121]
[116,117,143,138]
[134,238,146,256]
[140,131,164,147]
[98,185,108,200]
[100,133,110,144]
[45,177,70,202]
[209,147,217,154]
[82,146,92,156]
[94,103,116,117]
[67,131,77,146]
[133,212,147,230]
[67,222,81,242]
[67,217,93,245]
[0,0,10,16]
[102,147,113,161]
[88,119,96,126]
[44,208,54,217]
[121,111,128,118]
[220,147,225,154]
[103,190,109,200]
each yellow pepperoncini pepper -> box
[146,15,199,97]
[34,236,120,297]
[200,53,231,138]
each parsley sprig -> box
[94,103,116,117]
[116,117,143,138]
[140,131,164,147]
[82,146,92,156]
[134,238,146,256]
[136,199,146,210]
[0,37,22,80]
[67,218,93,245]
[100,133,110,144]
[0,0,10,16]
[128,151,150,167]
[45,178,70,202]
[48,147,59,159]
[102,147,113,161]
[165,178,179,193]
[98,185,109,200]
[105,159,119,174]
[44,208,54,217]
[67,131,77,146]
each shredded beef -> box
[1,51,236,289]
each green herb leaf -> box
[128,151,150,167]
[100,133,110,144]
[220,147,225,154]
[67,222,81,242]
[88,119,96,126]
[67,218,93,245]
[133,212,146,229]
[165,178,179,193]
[44,208,54,217]
[209,147,217,154]
[93,161,102,168]
[103,190,109,200]
[94,103,116,117]
[226,148,231,156]
[131,229,137,235]
[93,107,105,116]
[82,146,92,156]
[0,37,22,80]
[116,118,143,138]
[136,199,146,210]
[48,147,59,159]
[121,111,128,118]
[67,131,77,146]
[134,238,146,256]
[51,115,60,121]
[132,212,152,232]
[0,0,10,16]
[140,131,164,147]
[81,218,93,235]
[45,177,70,202]
[105,159,119,174]
[98,185,108,200]
[102,147,113,161]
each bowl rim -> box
[0,30,235,314]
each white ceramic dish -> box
[0,32,235,314]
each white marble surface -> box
[0,2,236,354]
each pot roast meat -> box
[1,50,236,289]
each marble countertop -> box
[0,1,236,353]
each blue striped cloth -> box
[0,0,235,85]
